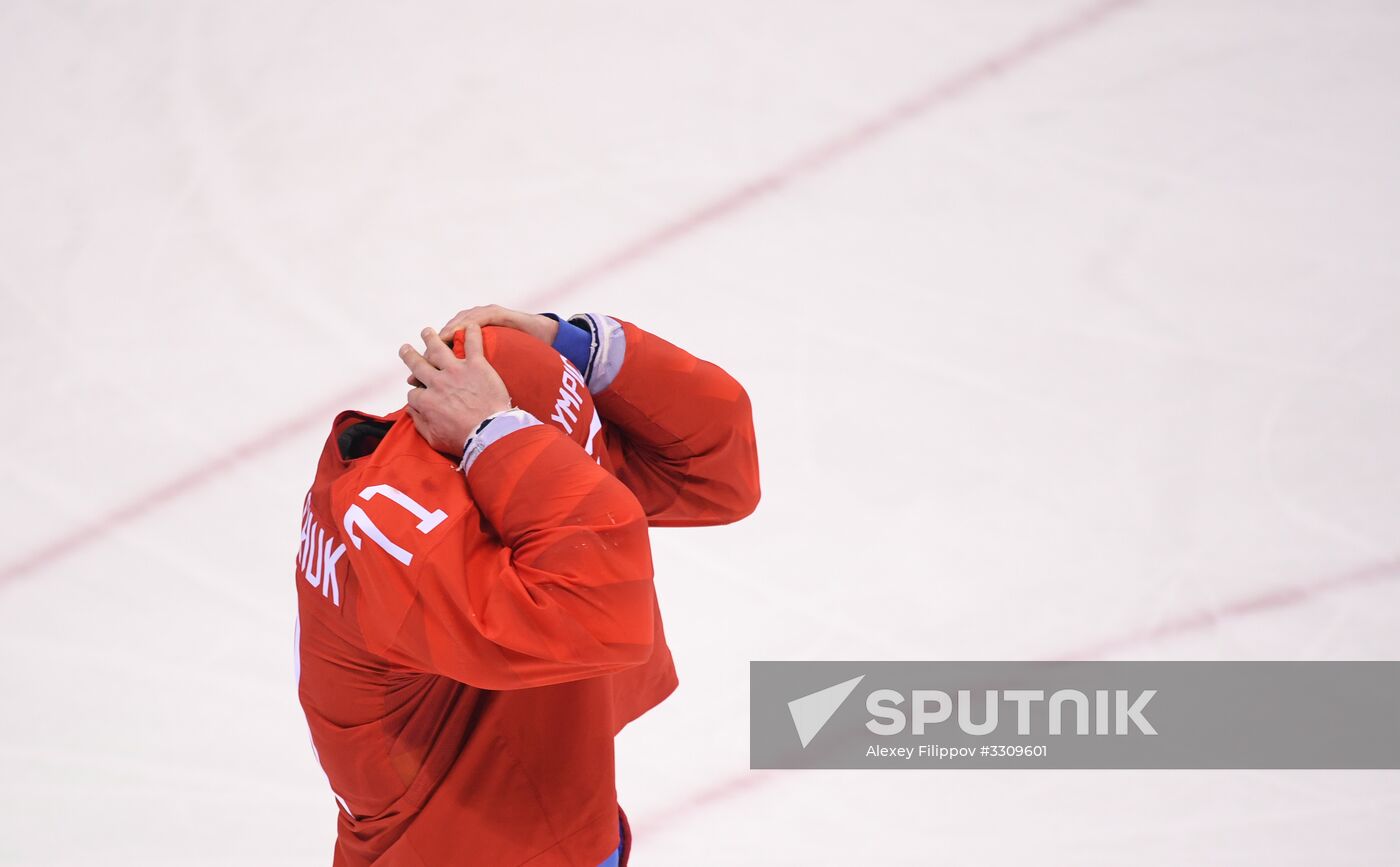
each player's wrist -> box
[529,313,561,345]
[457,408,542,474]
[562,313,626,394]
[543,314,593,374]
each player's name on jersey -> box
[550,358,586,435]
[298,493,347,607]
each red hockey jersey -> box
[294,319,759,866]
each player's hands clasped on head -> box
[438,304,560,346]
[400,324,512,457]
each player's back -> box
[293,328,675,865]
[298,580,623,864]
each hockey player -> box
[293,306,760,866]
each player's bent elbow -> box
[731,480,762,522]
[718,443,762,522]
[714,388,762,521]
[710,477,762,524]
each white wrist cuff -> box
[458,409,542,474]
[567,313,626,394]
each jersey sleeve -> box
[570,315,761,527]
[346,423,657,690]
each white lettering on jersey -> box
[341,483,448,566]
[343,504,412,565]
[584,404,603,463]
[359,484,447,532]
[297,492,347,607]
[551,359,586,434]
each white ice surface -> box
[2,1,1399,864]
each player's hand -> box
[400,324,511,457]
[438,304,559,346]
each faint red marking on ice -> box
[0,378,395,586]
[1051,557,1400,661]
[633,557,1400,837]
[4,0,1390,847]
[531,0,1142,308]
[605,0,1398,838]
[0,0,1138,587]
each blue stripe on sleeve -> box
[548,315,593,375]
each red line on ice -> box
[0,377,395,586]
[7,0,1393,843]
[636,556,1400,837]
[0,0,1141,587]
[1051,556,1400,661]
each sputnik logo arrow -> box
[787,675,865,748]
